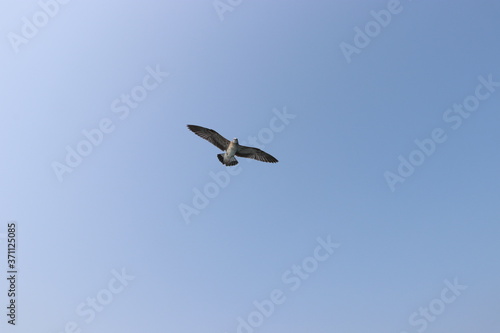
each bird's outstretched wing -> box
[187,125,230,151]
[236,146,278,163]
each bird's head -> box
[232,138,239,144]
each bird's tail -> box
[217,153,238,166]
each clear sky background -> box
[1,0,500,332]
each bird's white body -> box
[221,139,239,165]
[226,139,238,158]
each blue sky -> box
[1,0,500,332]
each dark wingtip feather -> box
[187,124,198,132]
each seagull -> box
[187,125,278,166]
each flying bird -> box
[187,125,278,166]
